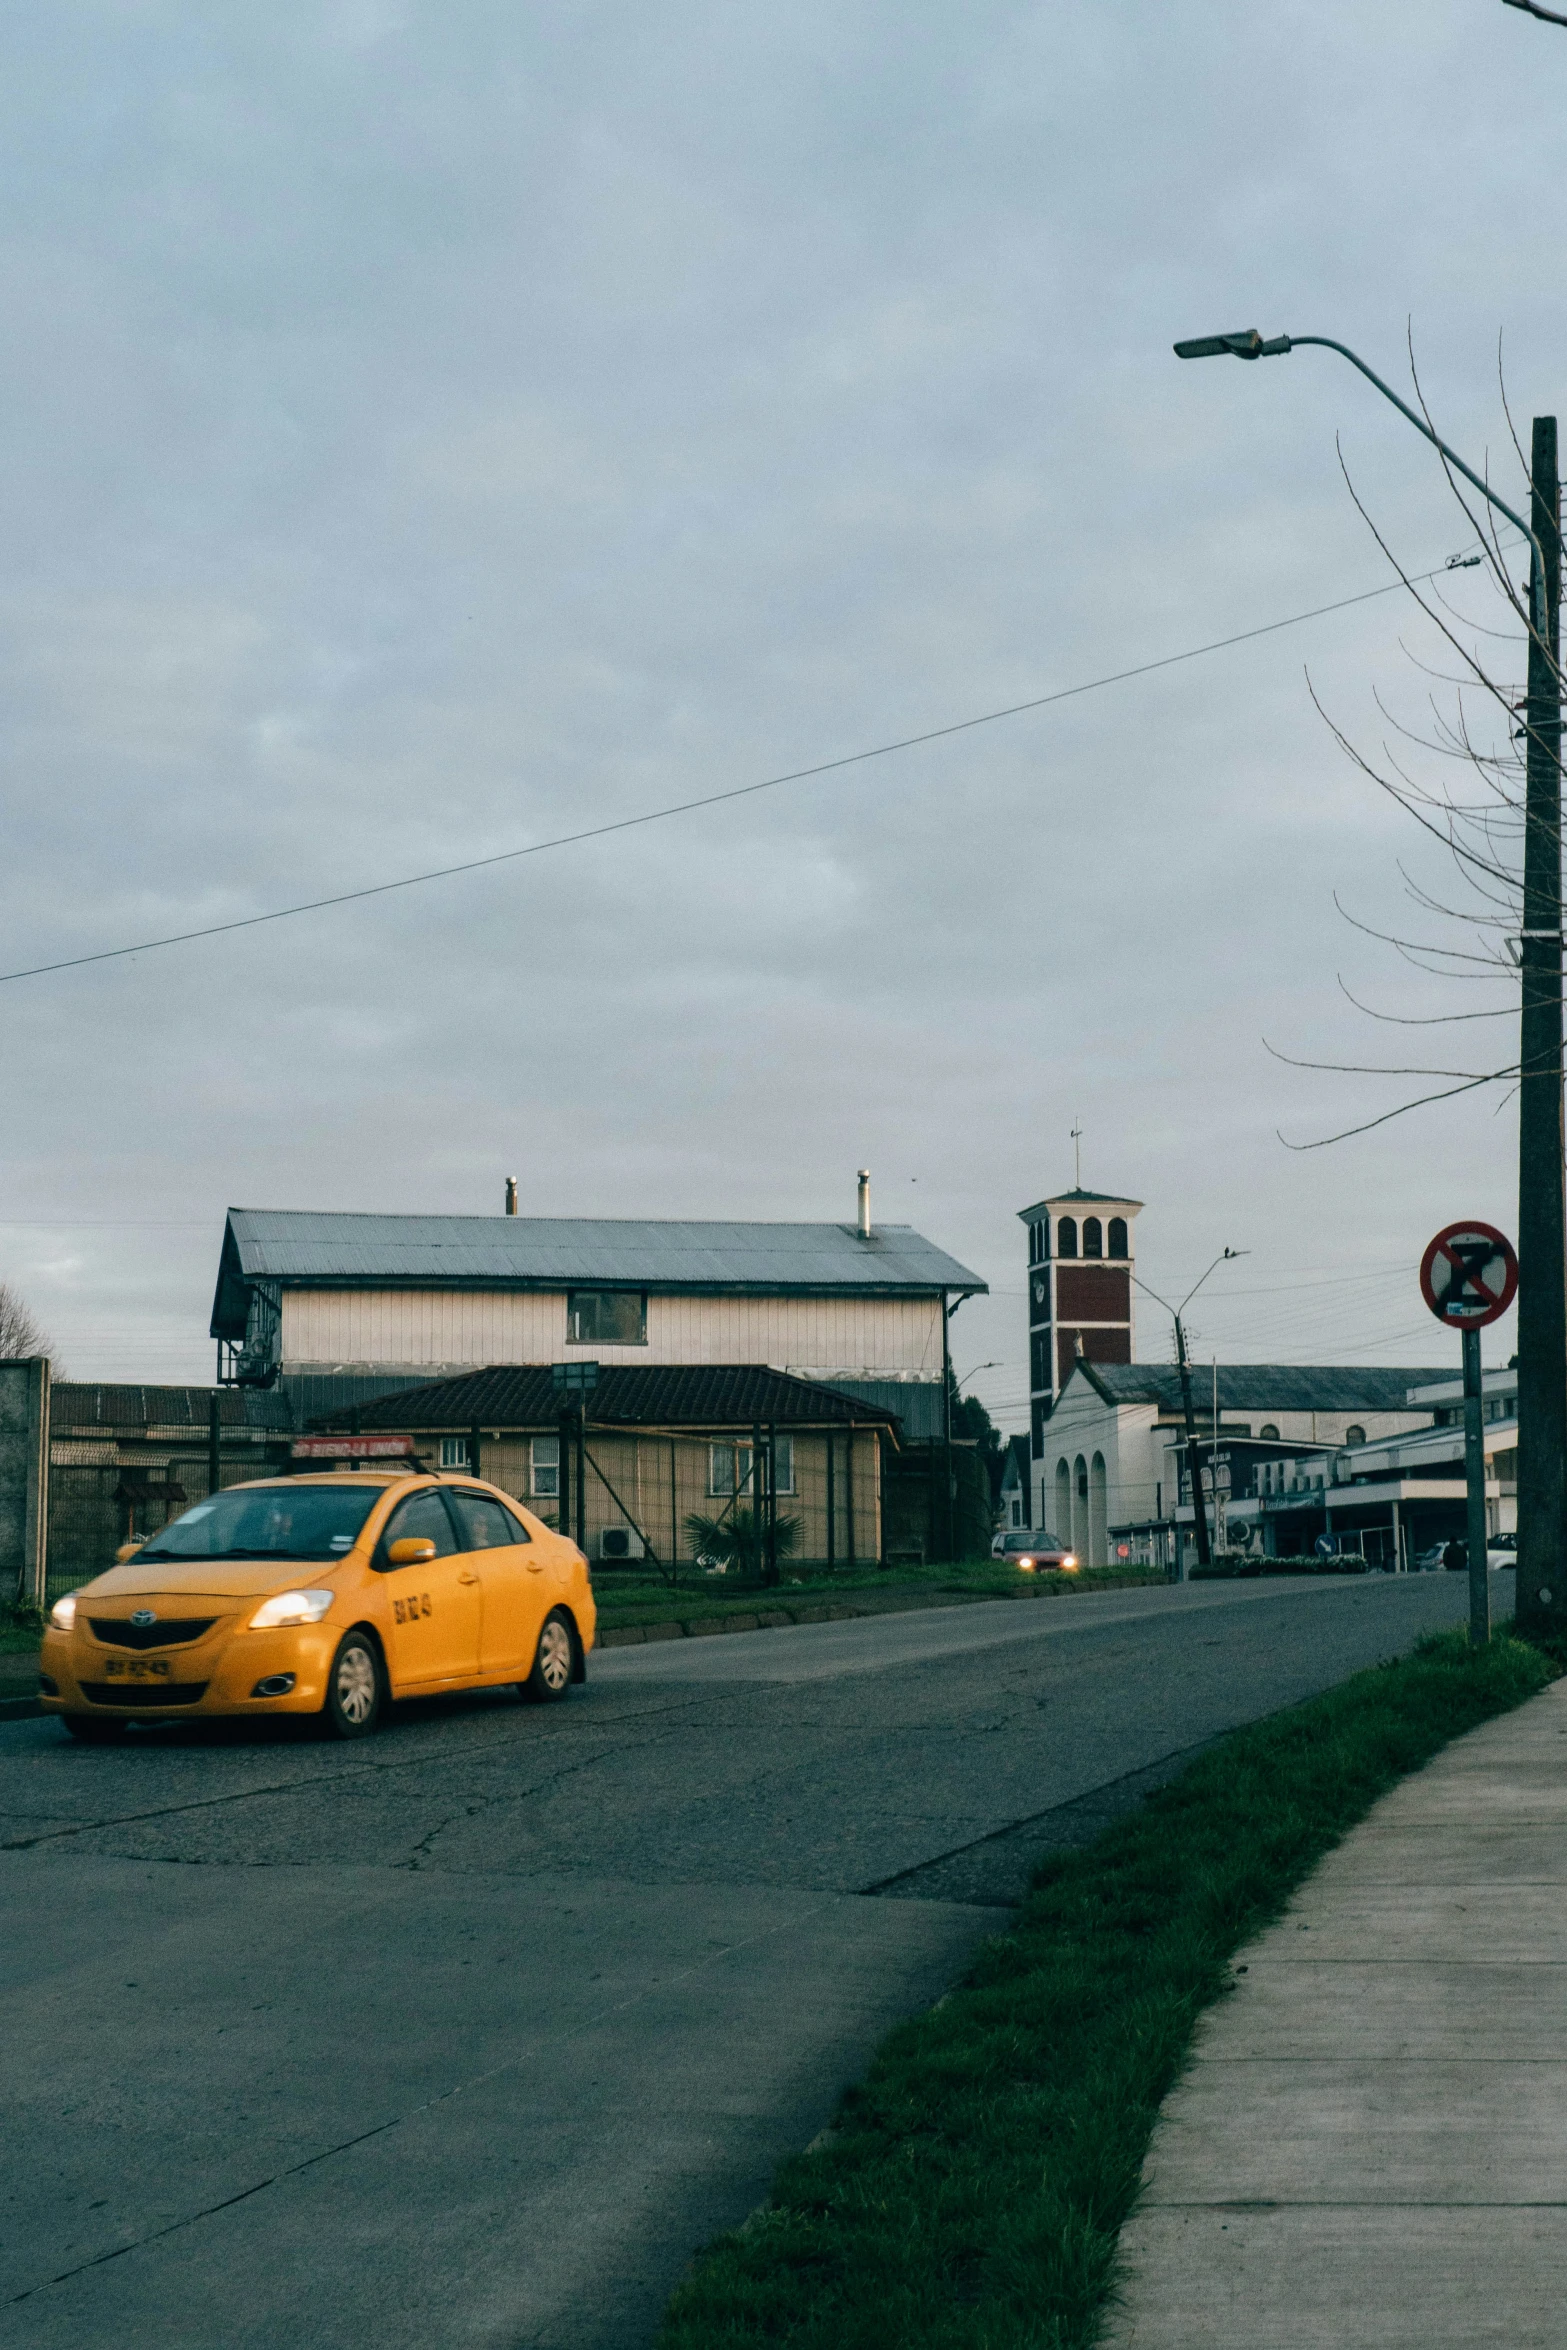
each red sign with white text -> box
[290,1435,415,1460]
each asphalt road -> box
[0,1569,1501,2350]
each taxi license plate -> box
[103,1658,172,1681]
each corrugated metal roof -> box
[51,1383,293,1433]
[815,1378,948,1441]
[1071,1364,1446,1414]
[312,1362,905,1434]
[218,1208,985,1301]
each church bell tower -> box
[1017,1186,1143,1458]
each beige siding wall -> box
[469,1427,883,1568]
[281,1288,942,1379]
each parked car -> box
[991,1527,1078,1573]
[1427,1536,1515,1573]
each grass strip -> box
[595,1562,1163,1632]
[658,1625,1555,2350]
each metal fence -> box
[44,1452,278,1605]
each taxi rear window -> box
[139,1486,380,1563]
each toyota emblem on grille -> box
[130,1609,157,1628]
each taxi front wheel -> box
[322,1632,384,1739]
[520,1610,574,1705]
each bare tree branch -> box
[1277,1070,1519,1152]
[1503,0,1567,26]
[0,1282,51,1361]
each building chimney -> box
[504,1176,518,1216]
[857,1168,871,1239]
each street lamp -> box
[1172,331,1542,606]
[1136,1249,1249,1576]
[1176,329,1564,1635]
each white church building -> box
[1020,1179,1450,1570]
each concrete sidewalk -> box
[1105,1677,1567,2348]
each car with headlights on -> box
[39,1471,596,1742]
[990,1527,1078,1573]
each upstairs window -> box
[1083,1217,1103,1258]
[1259,1423,1280,1441]
[1344,1424,1366,1447]
[1108,1217,1129,1259]
[567,1290,646,1345]
[1057,1216,1079,1258]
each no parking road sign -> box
[1419,1221,1519,1329]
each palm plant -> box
[684,1505,801,1578]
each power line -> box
[0,558,1478,991]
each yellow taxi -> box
[38,1470,596,1742]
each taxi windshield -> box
[138,1486,380,1563]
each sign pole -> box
[1419,1219,1516,1650]
[1462,1325,1490,1649]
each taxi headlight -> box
[249,1589,334,1630]
[49,1592,78,1632]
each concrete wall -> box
[0,1358,50,1605]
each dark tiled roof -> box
[51,1383,293,1433]
[1016,1188,1144,1220]
[311,1363,905,1434]
[1069,1364,1447,1414]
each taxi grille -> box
[80,1681,208,1708]
[88,1617,216,1651]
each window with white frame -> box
[439,1436,470,1469]
[708,1437,793,1496]
[530,1435,560,1498]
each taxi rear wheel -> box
[322,1632,384,1740]
[520,1610,574,1705]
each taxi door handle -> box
[525,1559,545,1573]
[457,1569,480,1585]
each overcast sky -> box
[0,0,1559,1417]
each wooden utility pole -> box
[1515,416,1566,1636]
[1174,1313,1212,1572]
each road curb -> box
[595,1576,1156,1649]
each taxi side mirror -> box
[115,1539,146,1562]
[387,1536,438,1566]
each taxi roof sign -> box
[1418,1221,1519,1330]
[291,1434,415,1460]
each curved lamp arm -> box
[1174,328,1544,626]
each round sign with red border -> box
[1419,1221,1518,1329]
